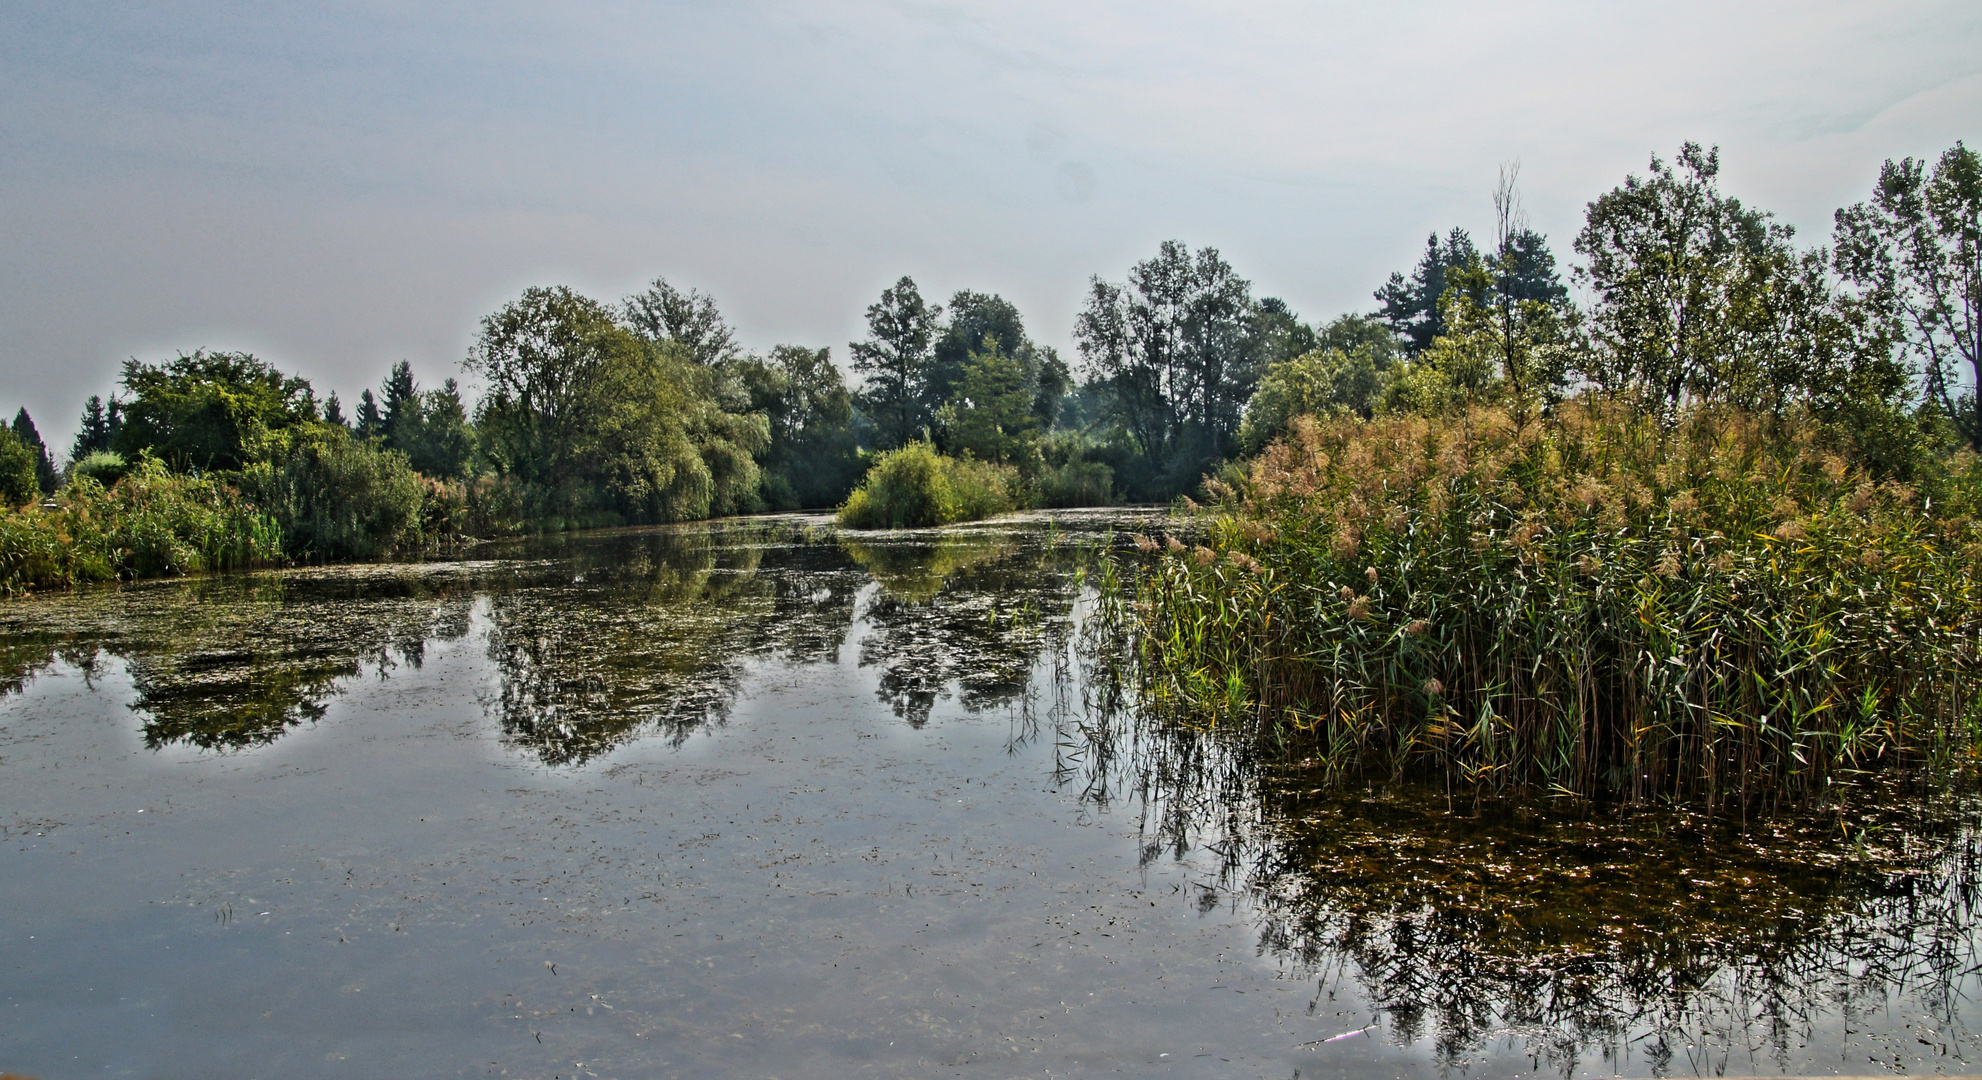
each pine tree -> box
[323,391,349,428]
[382,362,418,433]
[73,395,112,459]
[356,389,383,440]
[10,409,56,494]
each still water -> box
[2,511,1978,1078]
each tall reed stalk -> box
[1111,401,1982,808]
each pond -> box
[2,510,1978,1078]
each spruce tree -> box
[73,395,112,459]
[10,409,56,494]
[356,390,383,440]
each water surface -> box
[2,512,1978,1078]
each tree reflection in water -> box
[6,512,1979,1073]
[0,568,480,749]
[0,514,1117,763]
[1064,688,1982,1074]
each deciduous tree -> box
[1834,141,1982,446]
[850,277,941,451]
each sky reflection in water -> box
[1,509,1978,1077]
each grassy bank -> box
[0,430,524,596]
[1106,402,1982,808]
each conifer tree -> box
[10,409,56,494]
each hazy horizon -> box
[4,1,1978,451]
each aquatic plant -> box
[1108,401,1982,807]
[838,442,1016,529]
[0,457,282,594]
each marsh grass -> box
[1109,401,1982,808]
[0,457,281,594]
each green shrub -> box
[1036,459,1116,508]
[465,475,529,536]
[0,428,39,507]
[838,443,1016,529]
[242,424,426,560]
[0,458,281,594]
[71,450,130,487]
[1110,401,1982,808]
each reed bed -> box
[0,459,282,594]
[1110,401,1982,808]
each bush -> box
[70,450,130,487]
[0,458,281,594]
[838,443,1016,529]
[1036,459,1116,508]
[1033,432,1117,508]
[464,475,529,537]
[241,424,427,560]
[1111,400,1982,808]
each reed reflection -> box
[1066,696,1982,1074]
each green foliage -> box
[242,423,428,561]
[0,427,40,506]
[0,457,281,594]
[70,450,129,487]
[116,350,317,472]
[380,367,474,480]
[1112,402,1982,806]
[851,276,943,451]
[1384,258,1579,418]
[467,284,768,526]
[10,409,56,494]
[741,345,864,510]
[1035,461,1116,508]
[1240,338,1399,454]
[1375,228,1483,354]
[621,277,743,367]
[1834,141,1982,447]
[1575,144,1873,417]
[838,442,1016,529]
[1074,241,1263,497]
[936,335,1040,469]
[71,394,119,461]
[355,389,382,439]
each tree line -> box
[4,138,1977,553]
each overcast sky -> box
[3,1,1978,451]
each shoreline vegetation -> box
[1095,139,1982,807]
[4,137,1982,811]
[1104,403,1982,808]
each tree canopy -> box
[116,350,318,472]
[1074,241,1261,496]
[1834,141,1982,447]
